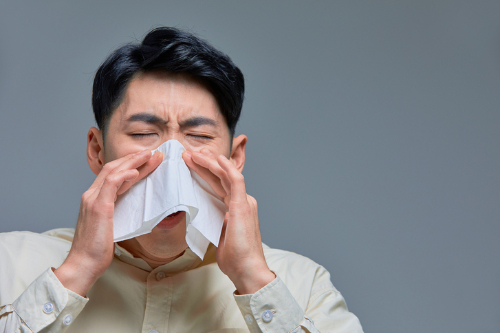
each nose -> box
[161,127,182,144]
[159,130,190,151]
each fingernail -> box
[183,151,191,158]
[137,149,149,156]
[219,154,228,160]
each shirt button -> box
[42,302,54,314]
[244,314,254,325]
[63,314,73,325]
[149,330,159,333]
[262,310,273,322]
[156,272,165,281]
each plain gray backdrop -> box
[0,1,499,332]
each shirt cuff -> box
[12,267,88,332]
[234,275,304,333]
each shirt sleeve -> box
[0,267,88,333]
[233,271,363,333]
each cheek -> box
[182,139,228,157]
[104,140,144,163]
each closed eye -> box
[188,134,213,140]
[131,133,157,138]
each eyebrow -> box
[126,113,166,126]
[179,117,219,129]
[125,113,219,129]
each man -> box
[0,27,363,332]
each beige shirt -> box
[0,228,363,333]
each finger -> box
[199,149,232,193]
[90,149,152,191]
[183,151,228,198]
[95,150,161,194]
[217,154,248,203]
[136,151,163,179]
[116,151,163,195]
[96,169,140,211]
[110,149,159,177]
[194,148,231,194]
[192,151,232,194]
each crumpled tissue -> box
[113,140,226,259]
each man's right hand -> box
[54,149,163,297]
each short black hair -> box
[92,27,245,137]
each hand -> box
[54,149,163,296]
[183,149,275,294]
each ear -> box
[87,127,105,175]
[230,134,247,173]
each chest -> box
[66,260,249,333]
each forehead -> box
[112,71,224,125]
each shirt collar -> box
[113,242,216,274]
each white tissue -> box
[113,140,227,259]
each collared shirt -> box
[0,228,363,333]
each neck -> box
[118,238,188,269]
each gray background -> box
[0,1,498,332]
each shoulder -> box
[0,228,75,252]
[262,244,338,306]
[0,227,75,266]
[262,243,324,275]
[0,228,75,302]
[0,228,75,270]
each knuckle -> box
[101,179,116,191]
[105,173,120,184]
[85,200,96,214]
[102,163,113,173]
[248,195,258,207]
[233,173,244,183]
[81,191,91,203]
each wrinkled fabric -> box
[0,229,363,333]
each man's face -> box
[92,71,237,260]
[104,71,232,161]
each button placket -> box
[262,309,273,322]
[42,302,54,314]
[244,314,254,325]
[156,271,165,281]
[142,271,172,333]
[63,314,73,325]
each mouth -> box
[167,211,182,218]
[155,211,186,230]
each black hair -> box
[92,27,244,137]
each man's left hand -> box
[183,149,275,294]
